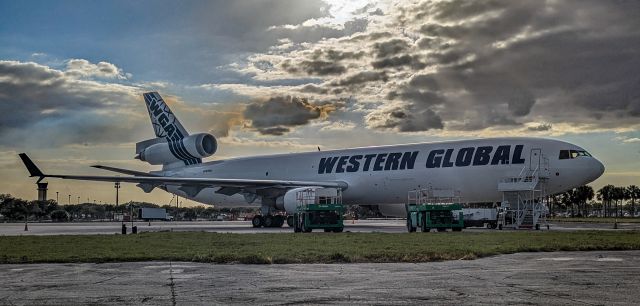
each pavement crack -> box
[168,261,177,306]
[447,269,598,306]
[92,275,118,285]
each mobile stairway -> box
[497,149,550,230]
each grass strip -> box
[1,231,639,264]
[549,217,640,223]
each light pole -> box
[68,194,71,205]
[56,192,59,204]
[115,182,121,225]
[77,196,80,205]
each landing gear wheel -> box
[263,215,274,227]
[252,215,263,228]
[286,215,294,227]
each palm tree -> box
[574,186,594,217]
[627,185,639,217]
[597,185,615,217]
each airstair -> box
[497,149,550,230]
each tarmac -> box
[0,250,639,305]
[1,219,638,235]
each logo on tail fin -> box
[143,92,201,165]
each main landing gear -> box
[251,215,287,228]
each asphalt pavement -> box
[0,250,638,305]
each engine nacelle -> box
[276,186,338,214]
[137,133,217,165]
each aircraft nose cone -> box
[591,159,605,181]
[597,160,605,177]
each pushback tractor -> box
[406,188,464,232]
[293,188,345,233]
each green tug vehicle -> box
[406,188,464,232]
[293,188,345,233]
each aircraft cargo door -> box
[530,148,541,171]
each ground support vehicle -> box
[407,203,464,232]
[293,188,344,233]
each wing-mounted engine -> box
[135,133,217,166]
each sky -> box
[0,0,639,206]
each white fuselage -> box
[160,137,604,209]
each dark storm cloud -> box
[280,48,365,76]
[282,59,346,76]
[371,54,426,70]
[330,71,388,87]
[373,39,410,58]
[243,96,337,135]
[367,0,640,132]
[255,126,291,136]
[0,61,143,148]
[367,105,444,132]
[528,123,552,132]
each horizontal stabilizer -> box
[92,165,158,177]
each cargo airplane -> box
[20,92,605,227]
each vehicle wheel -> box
[274,215,284,227]
[452,227,462,232]
[491,223,498,229]
[263,215,274,227]
[333,227,343,233]
[324,228,331,232]
[252,215,263,228]
[406,217,416,233]
[286,215,294,227]
[486,223,492,229]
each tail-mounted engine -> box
[136,133,217,166]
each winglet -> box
[19,153,45,178]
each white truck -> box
[455,208,498,229]
[138,208,173,221]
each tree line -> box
[0,194,257,222]
[548,184,639,217]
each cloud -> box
[236,0,640,135]
[528,123,553,132]
[0,60,144,148]
[65,59,127,79]
[243,95,338,135]
[366,103,444,132]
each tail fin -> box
[141,92,202,167]
[143,92,189,140]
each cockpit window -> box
[560,149,591,159]
[559,150,570,159]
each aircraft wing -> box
[19,153,347,196]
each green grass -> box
[549,217,640,223]
[1,231,639,264]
